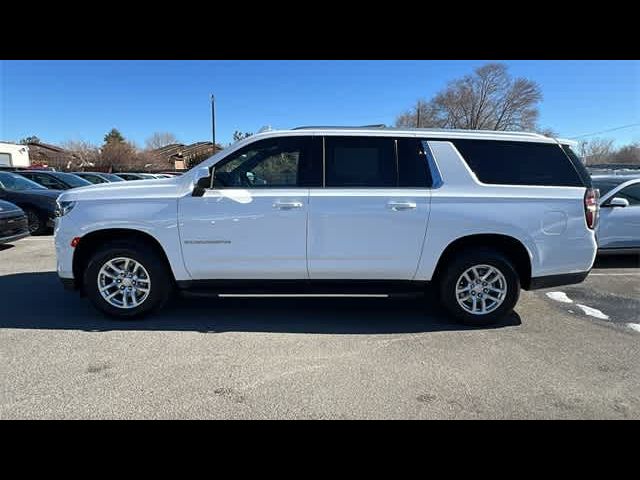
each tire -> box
[83,240,172,319]
[438,248,520,326]
[24,208,48,236]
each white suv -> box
[54,127,598,325]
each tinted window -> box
[214,136,320,188]
[397,138,432,187]
[56,173,91,187]
[80,173,108,184]
[325,136,395,187]
[616,184,640,206]
[560,145,592,187]
[25,173,66,189]
[452,140,584,187]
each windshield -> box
[0,171,47,191]
[54,172,92,187]
[100,173,125,182]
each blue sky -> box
[1,60,638,147]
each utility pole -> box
[210,93,216,148]
[416,100,421,128]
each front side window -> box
[214,136,320,188]
[30,173,66,189]
[325,136,395,187]
[615,184,640,206]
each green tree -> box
[20,135,41,144]
[104,128,125,145]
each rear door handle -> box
[387,201,417,211]
[273,201,304,210]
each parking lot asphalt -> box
[1,237,639,419]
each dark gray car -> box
[0,200,29,244]
[0,172,61,235]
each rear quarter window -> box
[452,140,585,187]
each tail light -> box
[584,188,599,230]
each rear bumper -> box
[528,271,590,290]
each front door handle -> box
[273,201,304,210]
[387,201,417,211]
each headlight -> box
[55,200,77,217]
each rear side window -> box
[452,140,584,187]
[397,138,433,187]
[325,136,396,187]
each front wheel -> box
[438,248,520,326]
[83,241,172,318]
[24,208,48,236]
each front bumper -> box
[0,214,30,244]
[0,230,30,245]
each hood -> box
[6,189,62,201]
[59,176,185,202]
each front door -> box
[308,136,431,280]
[599,182,640,249]
[178,135,322,279]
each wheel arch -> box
[432,233,533,290]
[72,228,176,291]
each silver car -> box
[593,176,640,254]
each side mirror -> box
[192,166,212,197]
[605,197,630,208]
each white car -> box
[592,176,640,254]
[54,127,598,325]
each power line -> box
[569,122,640,139]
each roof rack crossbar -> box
[292,124,387,130]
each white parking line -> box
[590,273,640,276]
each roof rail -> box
[292,124,387,130]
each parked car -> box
[593,176,640,255]
[114,173,147,181]
[16,170,92,190]
[0,171,60,235]
[54,127,598,325]
[0,200,30,244]
[72,172,126,184]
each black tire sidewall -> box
[84,242,171,318]
[24,208,45,235]
[439,249,520,326]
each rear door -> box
[307,136,431,280]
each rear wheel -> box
[83,241,172,318]
[438,248,520,326]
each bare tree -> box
[395,63,543,131]
[61,140,100,170]
[611,142,640,165]
[395,100,442,128]
[578,138,615,165]
[145,132,179,150]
